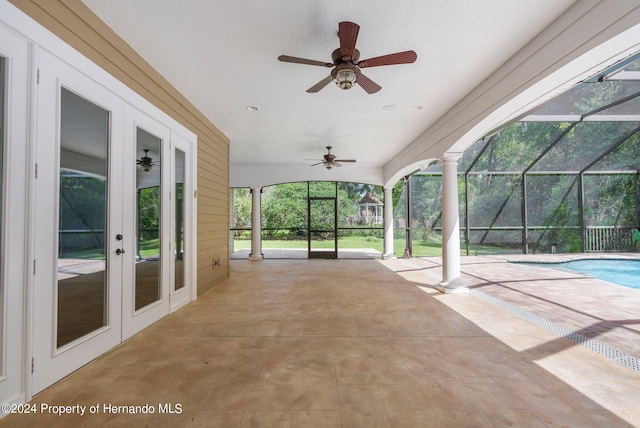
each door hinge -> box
[35,163,38,179]
[33,259,36,275]
[37,69,40,85]
[31,358,34,373]
[194,189,197,198]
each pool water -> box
[542,259,640,290]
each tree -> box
[231,188,252,237]
[262,183,307,238]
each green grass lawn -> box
[233,236,445,257]
[139,238,160,258]
[65,235,511,260]
[232,235,517,257]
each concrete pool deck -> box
[396,253,640,366]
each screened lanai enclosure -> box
[231,56,640,259]
[231,182,386,258]
[398,55,640,256]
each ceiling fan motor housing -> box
[332,48,360,64]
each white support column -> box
[382,185,396,259]
[436,153,468,293]
[249,187,262,261]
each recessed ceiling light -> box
[382,105,397,111]
[246,106,259,111]
[413,105,423,110]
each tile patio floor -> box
[2,255,640,427]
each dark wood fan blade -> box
[334,159,356,163]
[278,55,333,67]
[338,21,360,60]
[310,162,324,167]
[306,76,334,93]
[356,73,381,94]
[357,50,417,68]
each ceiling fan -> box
[308,146,356,169]
[278,21,417,94]
[136,149,158,172]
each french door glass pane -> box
[57,88,109,348]
[135,128,161,310]
[175,149,185,290]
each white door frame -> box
[0,23,30,409]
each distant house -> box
[357,192,383,224]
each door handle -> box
[115,248,126,255]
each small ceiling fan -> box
[136,149,158,172]
[308,146,356,170]
[278,21,417,94]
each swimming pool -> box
[531,259,640,290]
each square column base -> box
[436,278,469,294]
[382,253,397,260]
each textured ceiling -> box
[82,0,576,184]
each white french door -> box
[33,50,125,393]
[32,51,188,393]
[121,105,171,340]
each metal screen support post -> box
[579,172,586,253]
[405,176,412,255]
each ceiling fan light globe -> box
[334,67,357,90]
